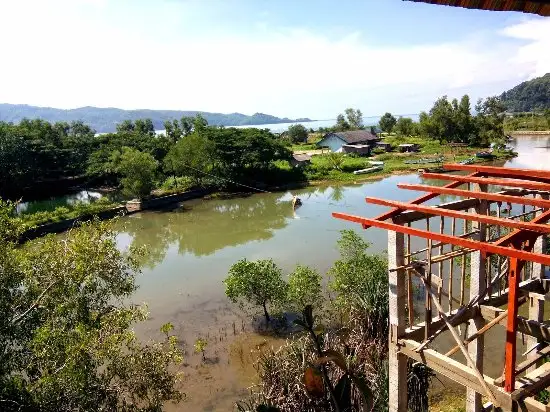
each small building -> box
[342,144,371,156]
[398,143,420,153]
[315,130,380,153]
[375,142,392,152]
[290,153,311,168]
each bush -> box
[287,265,323,312]
[328,230,389,341]
[224,259,288,323]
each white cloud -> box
[0,1,548,118]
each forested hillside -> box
[0,104,311,133]
[500,73,550,112]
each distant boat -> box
[459,158,475,165]
[353,165,383,175]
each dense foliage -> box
[378,112,397,134]
[224,259,288,323]
[499,73,550,112]
[0,201,183,411]
[0,103,312,133]
[418,94,505,146]
[287,124,309,144]
[234,231,431,412]
[0,116,294,200]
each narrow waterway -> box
[113,135,549,410]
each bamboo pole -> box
[449,217,456,312]
[418,270,499,407]
[425,233,432,343]
[445,309,509,357]
[438,217,444,315]
[407,224,414,327]
[460,216,467,306]
[404,230,478,258]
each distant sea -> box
[154,114,420,135]
[234,114,420,133]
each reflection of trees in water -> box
[329,186,345,202]
[119,194,295,266]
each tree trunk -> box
[262,302,270,324]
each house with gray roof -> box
[315,130,380,153]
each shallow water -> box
[114,135,549,410]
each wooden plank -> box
[365,197,550,234]
[512,364,550,401]
[420,173,550,192]
[398,184,550,210]
[494,345,550,387]
[332,212,550,266]
[399,339,513,410]
[445,309,509,357]
[402,305,476,342]
[505,258,521,392]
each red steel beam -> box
[365,197,550,234]
[443,164,550,180]
[397,184,550,209]
[495,209,550,247]
[421,172,550,192]
[360,172,481,229]
[332,212,550,266]
[504,258,521,392]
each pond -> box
[16,190,104,214]
[107,135,550,410]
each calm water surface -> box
[114,135,549,410]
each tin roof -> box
[404,0,550,16]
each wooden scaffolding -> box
[333,164,550,411]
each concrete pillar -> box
[528,194,548,372]
[467,184,488,412]
[388,229,408,412]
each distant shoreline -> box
[508,130,550,136]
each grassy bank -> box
[299,136,516,183]
[18,197,120,229]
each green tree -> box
[379,112,397,134]
[395,117,414,136]
[287,124,308,144]
[335,114,350,131]
[113,147,158,199]
[475,96,506,147]
[224,259,287,323]
[328,230,388,339]
[326,152,345,170]
[0,203,183,411]
[344,108,364,130]
[287,265,322,311]
[164,132,213,185]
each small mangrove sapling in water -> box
[194,338,208,361]
[223,259,287,323]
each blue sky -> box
[0,0,548,119]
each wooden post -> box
[505,258,521,393]
[388,228,407,412]
[467,183,488,412]
[528,194,548,373]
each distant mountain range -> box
[0,104,313,133]
[500,73,550,113]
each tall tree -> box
[344,108,364,129]
[112,147,158,199]
[287,124,308,144]
[394,117,414,136]
[0,203,183,411]
[475,96,506,147]
[335,114,350,131]
[379,112,397,134]
[164,132,213,185]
